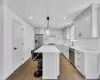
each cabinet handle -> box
[77,65,80,68]
[14,47,18,50]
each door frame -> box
[12,18,24,71]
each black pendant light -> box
[47,16,49,29]
[46,16,50,35]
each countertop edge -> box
[56,44,100,54]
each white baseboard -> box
[43,76,57,79]
[4,57,31,80]
[86,74,100,79]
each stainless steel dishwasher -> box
[69,47,75,66]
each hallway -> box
[7,54,85,80]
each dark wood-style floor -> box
[7,54,85,80]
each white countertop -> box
[71,47,100,54]
[35,45,60,53]
[62,44,100,54]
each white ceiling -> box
[5,0,100,28]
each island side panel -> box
[57,53,60,76]
[43,52,59,79]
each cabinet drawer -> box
[76,64,85,76]
[76,56,85,75]
[75,50,85,59]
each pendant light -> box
[45,0,50,36]
[46,16,50,36]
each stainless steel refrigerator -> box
[35,34,44,48]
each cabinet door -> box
[97,7,100,37]
[63,28,65,39]
[65,47,69,60]
[63,27,67,39]
[85,55,99,77]
[75,50,85,75]
[76,56,85,75]
[63,47,66,56]
[61,45,63,53]
[74,8,92,39]
[79,57,85,75]
[67,27,70,39]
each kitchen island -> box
[35,45,60,79]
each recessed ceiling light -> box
[64,17,66,19]
[29,17,32,19]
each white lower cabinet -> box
[55,44,62,52]
[55,44,69,60]
[75,50,100,79]
[61,45,69,60]
[76,56,85,75]
[63,46,69,60]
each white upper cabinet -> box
[67,27,70,39]
[63,27,67,39]
[97,6,100,37]
[63,26,70,39]
[69,24,75,40]
[34,28,48,39]
[34,27,45,34]
[73,4,100,39]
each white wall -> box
[45,28,64,44]
[3,5,13,79]
[3,6,35,79]
[73,39,98,50]
[0,1,4,79]
[24,23,34,62]
[34,28,64,44]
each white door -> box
[12,19,23,71]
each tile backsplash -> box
[73,38,98,50]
